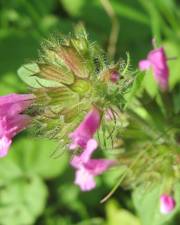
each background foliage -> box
[0,0,180,224]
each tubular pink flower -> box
[69,107,101,150]
[160,194,176,214]
[71,155,116,191]
[139,47,169,91]
[0,93,34,157]
[0,93,34,117]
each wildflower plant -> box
[1,25,180,224]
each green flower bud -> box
[70,79,91,96]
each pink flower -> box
[70,139,116,191]
[160,194,176,214]
[69,107,101,150]
[139,47,169,91]
[71,155,116,191]
[75,139,98,163]
[69,106,116,191]
[0,93,34,117]
[0,93,34,157]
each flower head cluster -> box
[0,94,34,157]
[22,27,131,154]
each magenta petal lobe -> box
[139,60,151,71]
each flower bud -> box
[160,194,176,214]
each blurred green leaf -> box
[112,1,149,25]
[0,137,68,224]
[10,138,68,179]
[106,200,141,225]
[60,0,85,17]
[0,137,68,181]
[0,176,47,225]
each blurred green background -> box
[0,0,180,225]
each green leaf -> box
[9,138,68,179]
[17,63,61,88]
[0,137,68,224]
[0,176,47,225]
[106,200,141,225]
[0,137,68,181]
[133,183,180,225]
[60,0,85,17]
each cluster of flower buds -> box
[0,27,178,214]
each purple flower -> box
[71,155,116,191]
[139,47,169,91]
[70,139,116,191]
[69,107,101,150]
[0,93,34,157]
[160,194,176,214]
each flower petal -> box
[139,60,151,71]
[69,107,100,149]
[70,139,98,168]
[79,139,98,163]
[85,159,117,176]
[74,167,96,191]
[0,94,35,117]
[148,48,169,91]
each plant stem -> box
[100,0,120,59]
